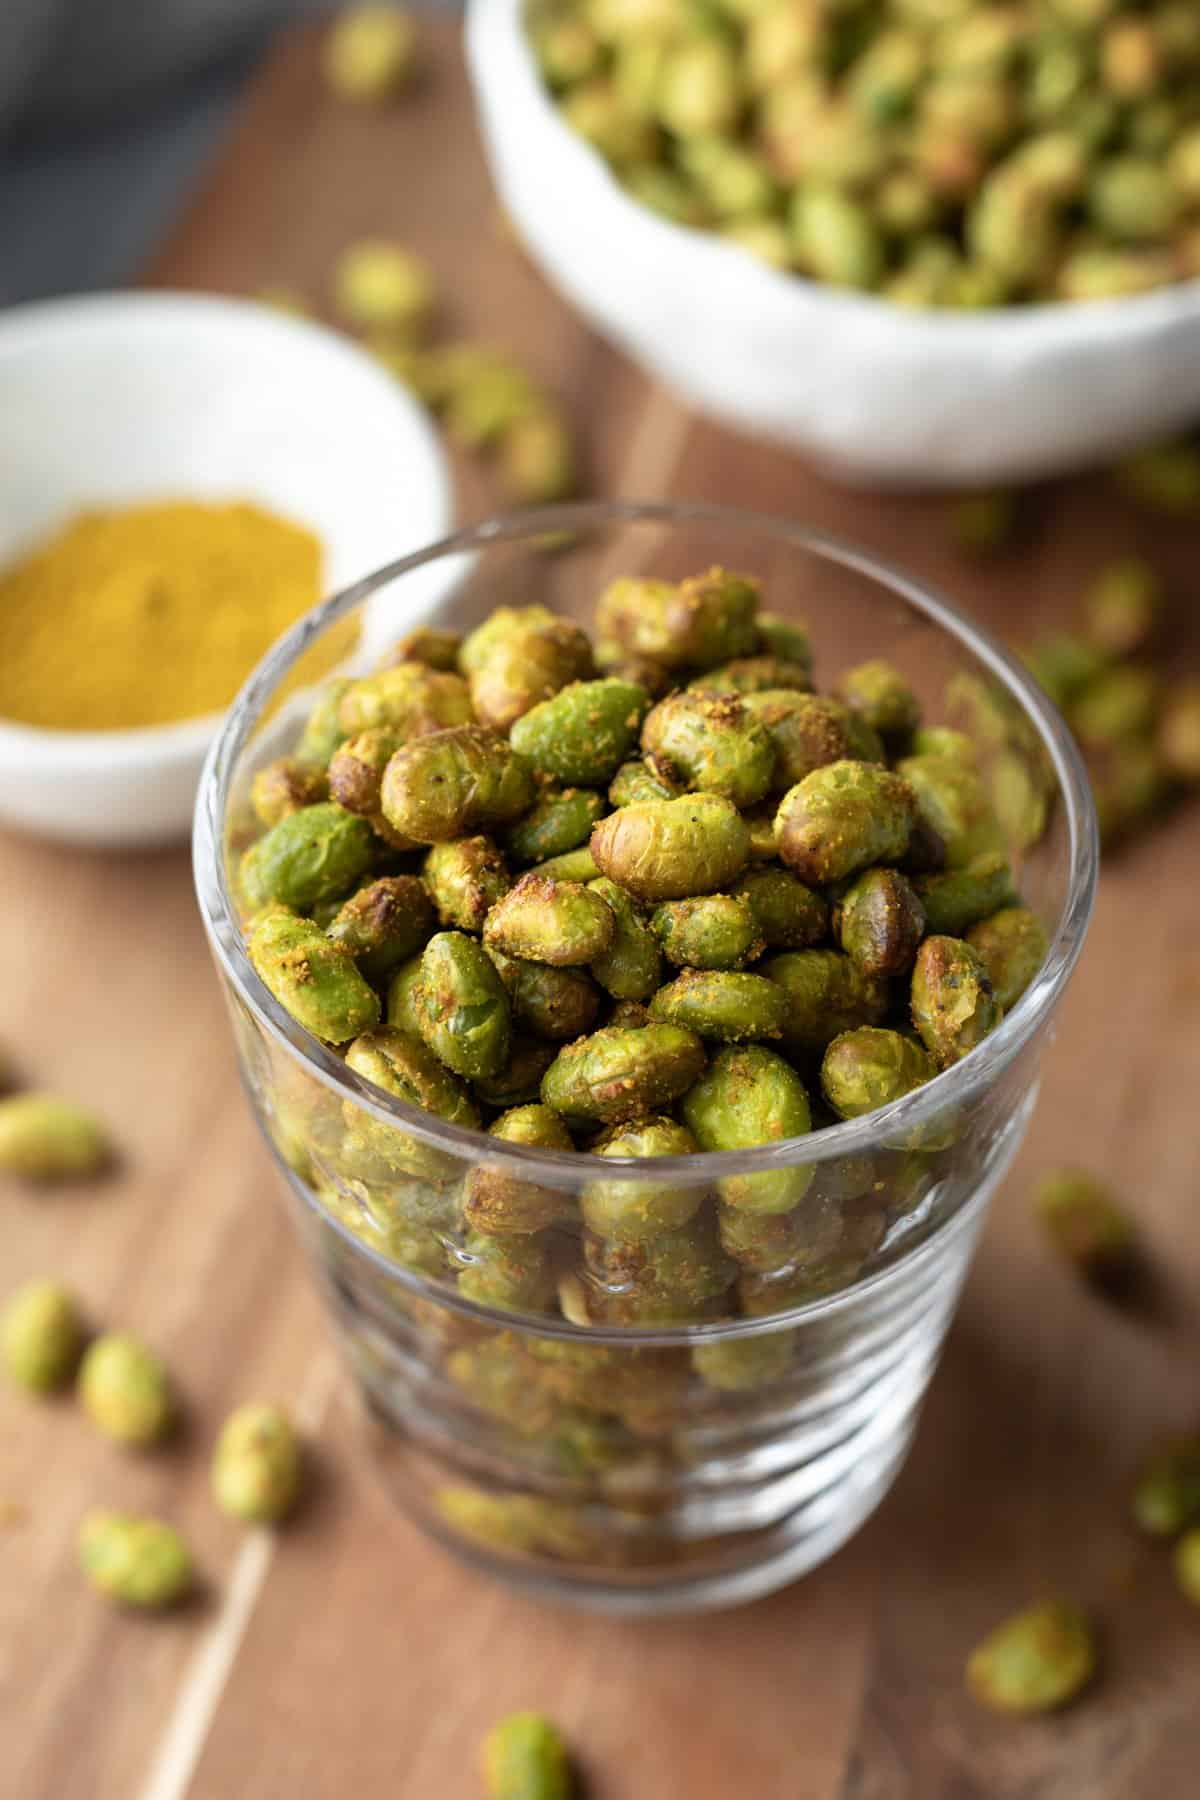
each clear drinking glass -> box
[194,502,1097,1614]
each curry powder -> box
[0,500,323,730]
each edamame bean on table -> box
[233,561,1048,1557]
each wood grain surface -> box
[4,20,1200,1799]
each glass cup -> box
[194,502,1097,1614]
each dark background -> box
[0,0,453,303]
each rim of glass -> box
[194,499,1098,1195]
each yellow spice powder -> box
[0,500,324,730]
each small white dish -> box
[467,0,1200,489]
[0,291,452,848]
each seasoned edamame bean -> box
[834,658,921,745]
[966,905,1049,1009]
[682,1044,813,1215]
[2,1279,85,1391]
[894,752,1005,867]
[649,969,787,1042]
[651,895,764,970]
[587,877,663,1000]
[250,909,381,1044]
[345,1026,480,1137]
[241,803,375,912]
[641,690,775,807]
[595,567,760,669]
[487,948,603,1042]
[834,866,926,976]
[541,1024,706,1125]
[505,787,607,866]
[741,690,874,791]
[414,931,512,1080]
[380,726,536,842]
[337,663,472,738]
[457,1230,558,1314]
[734,865,829,949]
[509,678,650,786]
[465,1105,576,1235]
[211,1404,302,1524]
[581,1116,704,1241]
[910,935,1003,1067]
[590,794,750,901]
[251,757,327,827]
[461,606,593,731]
[688,654,812,696]
[79,1511,192,1610]
[326,875,434,983]
[776,761,916,884]
[483,873,615,966]
[608,758,684,807]
[78,1332,175,1446]
[764,949,889,1053]
[915,851,1017,935]
[423,836,512,932]
[328,727,402,817]
[821,1027,935,1119]
[585,1211,735,1324]
[294,678,352,770]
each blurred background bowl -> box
[0,290,451,848]
[468,0,1200,491]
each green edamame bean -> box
[464,1105,576,1235]
[509,678,650,786]
[414,931,512,1080]
[608,758,684,808]
[328,727,402,817]
[894,752,1005,867]
[483,873,615,966]
[487,948,603,1042]
[821,1027,935,1119]
[541,1024,706,1125]
[641,690,775,808]
[741,691,874,791]
[250,909,381,1044]
[505,787,608,866]
[911,935,1003,1068]
[241,803,375,913]
[251,756,327,828]
[423,837,512,932]
[833,866,926,976]
[380,726,536,843]
[590,794,750,902]
[326,875,435,984]
[763,949,889,1054]
[682,1044,812,1216]
[337,663,473,738]
[649,969,787,1042]
[834,658,921,744]
[595,566,760,670]
[776,760,916,885]
[581,1116,704,1241]
[915,852,1017,935]
[461,606,593,732]
[734,865,829,950]
[587,877,663,1001]
[651,895,764,970]
[966,906,1049,1010]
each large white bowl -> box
[468,0,1200,489]
[0,292,451,848]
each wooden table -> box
[4,22,1200,1798]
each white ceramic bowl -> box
[0,292,451,848]
[468,0,1200,489]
